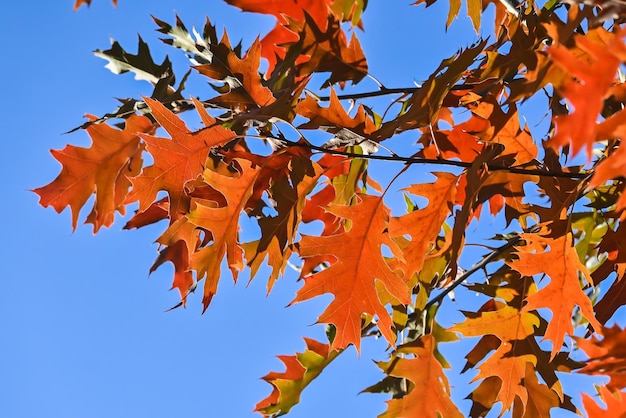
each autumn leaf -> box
[255,337,341,416]
[241,153,323,292]
[582,385,626,417]
[94,36,172,85]
[389,172,457,279]
[376,335,463,418]
[452,300,540,414]
[152,214,208,305]
[224,0,367,82]
[583,386,626,418]
[513,363,562,418]
[125,97,236,218]
[293,194,410,351]
[574,325,626,391]
[34,114,153,231]
[224,0,332,27]
[297,89,377,138]
[186,159,261,309]
[73,0,117,11]
[508,233,602,359]
[285,12,368,86]
[193,32,276,111]
[547,27,626,156]
[452,305,539,342]
[472,342,536,414]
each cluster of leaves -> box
[39,0,626,416]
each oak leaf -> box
[285,12,368,86]
[293,194,410,352]
[255,337,341,416]
[125,97,236,218]
[472,342,536,414]
[452,305,539,342]
[298,89,377,139]
[186,159,261,309]
[582,385,626,417]
[389,172,457,279]
[250,162,322,291]
[94,36,172,85]
[547,27,626,156]
[34,114,153,231]
[574,325,626,391]
[512,363,562,418]
[377,335,463,418]
[508,233,602,359]
[194,35,276,111]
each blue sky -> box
[1,1,610,417]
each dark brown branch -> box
[314,83,475,102]
[281,138,590,180]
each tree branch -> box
[280,138,590,180]
[314,83,475,102]
[422,235,523,313]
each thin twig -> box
[279,138,590,180]
[422,235,523,312]
[315,84,474,102]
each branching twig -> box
[422,235,523,312]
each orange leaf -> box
[34,114,153,231]
[509,233,602,359]
[125,97,236,218]
[574,325,626,391]
[471,342,536,413]
[389,172,457,279]
[187,159,261,309]
[293,194,410,352]
[286,12,368,86]
[547,27,626,156]
[241,155,323,293]
[153,214,207,304]
[194,36,276,111]
[378,335,463,418]
[298,89,376,137]
[582,385,626,417]
[513,363,562,418]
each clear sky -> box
[1,1,608,417]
